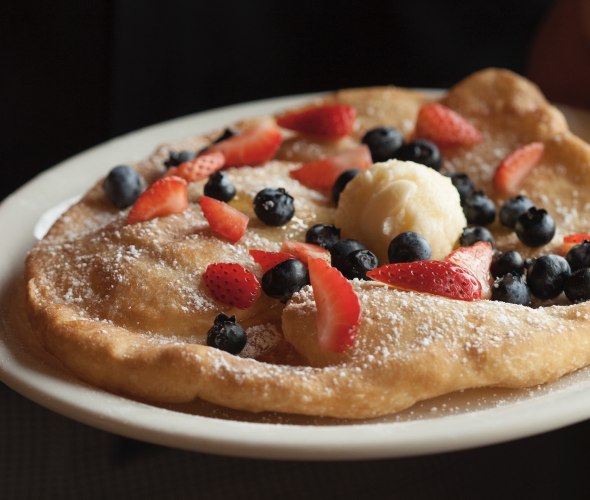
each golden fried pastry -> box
[25,68,590,419]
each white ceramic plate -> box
[2,94,590,461]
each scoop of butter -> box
[334,160,466,263]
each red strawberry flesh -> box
[564,233,590,244]
[249,249,293,272]
[209,119,282,167]
[289,145,372,192]
[277,104,356,139]
[199,196,249,243]
[171,150,225,182]
[415,102,483,149]
[203,263,261,309]
[445,242,493,299]
[308,258,361,353]
[367,260,482,301]
[559,233,590,255]
[493,142,544,196]
[280,241,331,265]
[127,175,188,224]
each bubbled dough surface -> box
[24,69,590,418]
[335,160,466,262]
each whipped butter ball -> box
[334,160,466,263]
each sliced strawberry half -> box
[367,260,482,301]
[208,119,282,167]
[289,145,372,192]
[493,142,545,196]
[277,104,357,139]
[127,175,188,224]
[564,233,590,244]
[308,258,361,353]
[166,150,225,182]
[280,240,331,265]
[445,242,493,299]
[199,196,249,243]
[249,249,293,272]
[558,233,590,255]
[415,102,483,149]
[203,262,261,309]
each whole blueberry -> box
[445,172,475,203]
[387,231,432,263]
[261,259,309,303]
[337,249,379,280]
[206,313,247,355]
[164,150,195,168]
[462,190,496,225]
[204,171,236,202]
[361,126,404,162]
[564,268,590,303]
[491,250,525,278]
[565,240,590,272]
[332,169,361,205]
[253,188,295,226]
[394,139,442,171]
[460,226,495,247]
[491,274,531,306]
[515,207,556,247]
[527,254,571,300]
[499,195,535,229]
[305,224,341,249]
[330,239,367,270]
[103,165,145,209]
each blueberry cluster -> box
[306,225,379,280]
[331,126,442,207]
[447,168,556,251]
[490,241,590,306]
[361,126,442,170]
[446,172,499,245]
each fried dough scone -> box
[25,69,590,418]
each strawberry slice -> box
[280,240,331,265]
[308,258,361,353]
[445,242,493,299]
[249,249,293,272]
[493,142,545,196]
[558,233,590,255]
[209,119,282,167]
[203,262,261,309]
[127,175,188,224]
[367,260,482,301]
[415,103,483,149]
[564,233,590,244]
[199,196,249,243]
[165,150,225,182]
[277,104,357,139]
[289,145,372,192]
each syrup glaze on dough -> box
[25,69,590,418]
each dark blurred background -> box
[2,0,562,201]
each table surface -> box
[2,380,590,499]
